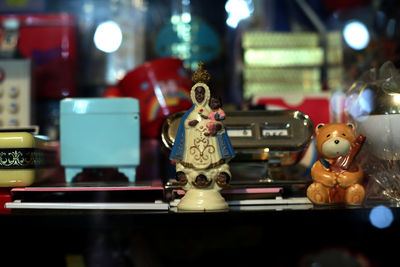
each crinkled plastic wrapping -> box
[345,61,400,201]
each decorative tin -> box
[0,132,54,187]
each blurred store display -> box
[0,13,77,139]
[0,59,32,128]
[110,57,192,138]
[0,14,77,99]
[242,31,344,99]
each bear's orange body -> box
[307,123,365,205]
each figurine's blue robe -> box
[170,106,235,164]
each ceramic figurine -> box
[205,96,226,137]
[307,123,366,205]
[169,62,235,210]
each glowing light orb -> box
[94,21,123,53]
[225,0,253,28]
[369,205,394,229]
[343,21,370,50]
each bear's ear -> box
[316,123,325,134]
[346,123,355,130]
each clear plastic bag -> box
[345,61,400,201]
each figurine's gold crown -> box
[192,61,211,84]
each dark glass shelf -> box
[0,199,398,266]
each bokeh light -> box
[345,88,374,121]
[225,0,254,28]
[343,21,370,50]
[94,20,123,53]
[369,205,394,229]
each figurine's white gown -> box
[181,83,223,170]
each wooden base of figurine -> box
[178,188,228,211]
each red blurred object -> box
[103,86,123,97]
[0,68,4,82]
[118,57,192,138]
[0,14,77,99]
[323,0,370,11]
[254,93,332,126]
[0,189,11,214]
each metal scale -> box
[162,109,314,198]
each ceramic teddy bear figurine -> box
[307,123,366,205]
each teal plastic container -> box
[60,98,140,183]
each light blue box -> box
[60,98,140,183]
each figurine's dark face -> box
[209,97,221,110]
[195,86,205,103]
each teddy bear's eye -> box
[342,133,346,136]
[326,134,331,138]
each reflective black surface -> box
[1,201,398,267]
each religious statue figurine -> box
[169,62,235,210]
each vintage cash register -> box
[162,110,314,200]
